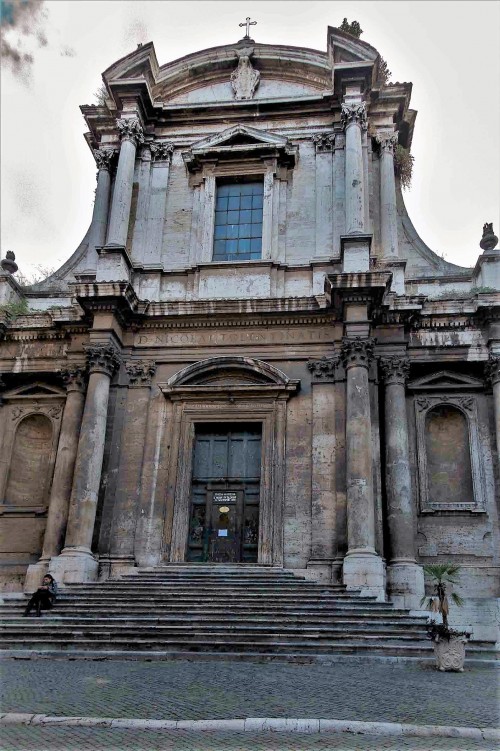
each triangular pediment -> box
[327,27,378,65]
[3,382,66,399]
[190,125,289,154]
[407,371,484,391]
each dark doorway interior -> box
[187,423,262,562]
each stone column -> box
[306,357,338,580]
[341,102,367,236]
[341,337,385,600]
[24,367,87,590]
[49,344,121,583]
[313,133,335,258]
[105,361,156,578]
[376,133,399,259]
[485,354,500,466]
[379,355,424,609]
[105,118,144,248]
[144,143,174,263]
[89,149,115,252]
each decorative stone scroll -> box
[116,118,144,146]
[485,354,500,386]
[340,102,367,131]
[375,132,398,154]
[60,366,87,393]
[312,133,335,153]
[125,360,157,388]
[84,344,121,377]
[93,149,115,171]
[340,337,375,370]
[307,356,339,383]
[379,355,410,386]
[150,142,175,162]
[231,47,260,100]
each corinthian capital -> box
[312,132,335,153]
[379,355,410,386]
[485,354,500,387]
[60,366,87,393]
[307,356,340,383]
[150,141,175,162]
[117,118,145,146]
[375,132,398,154]
[341,102,367,131]
[341,337,375,370]
[125,360,157,388]
[93,149,116,171]
[84,344,121,377]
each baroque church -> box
[0,24,499,644]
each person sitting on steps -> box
[23,574,58,617]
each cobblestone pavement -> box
[1,659,498,729]
[0,726,497,751]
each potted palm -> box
[421,564,470,672]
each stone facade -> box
[1,27,499,642]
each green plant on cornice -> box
[339,19,363,38]
[377,56,392,85]
[394,145,414,190]
[0,299,29,319]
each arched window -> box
[5,414,53,506]
[425,405,473,507]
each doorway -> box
[187,424,262,562]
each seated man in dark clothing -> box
[23,574,57,617]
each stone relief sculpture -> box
[231,47,260,100]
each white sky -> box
[1,0,499,278]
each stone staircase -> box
[0,566,494,661]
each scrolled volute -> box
[340,337,375,370]
[117,118,145,146]
[378,355,410,385]
[84,344,121,377]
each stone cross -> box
[239,17,257,38]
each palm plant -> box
[421,564,464,630]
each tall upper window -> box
[213,181,263,262]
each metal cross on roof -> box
[239,17,257,39]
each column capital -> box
[125,360,157,388]
[150,141,175,162]
[379,355,410,386]
[60,366,87,393]
[485,354,500,386]
[341,337,375,370]
[93,148,116,171]
[312,132,335,153]
[84,344,121,377]
[375,132,398,154]
[341,102,367,131]
[116,117,144,146]
[307,356,340,383]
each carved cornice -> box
[485,354,500,387]
[93,149,116,171]
[340,337,375,370]
[307,356,339,383]
[84,344,121,377]
[312,132,335,153]
[60,366,87,393]
[116,118,144,146]
[150,141,175,162]
[375,132,398,154]
[379,355,410,386]
[125,360,156,388]
[340,102,367,131]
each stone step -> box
[2,614,423,626]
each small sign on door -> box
[218,529,228,537]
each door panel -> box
[187,424,261,563]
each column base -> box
[24,559,50,593]
[98,555,136,581]
[387,560,425,610]
[48,547,98,584]
[342,550,386,601]
[306,559,335,582]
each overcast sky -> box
[1,0,499,278]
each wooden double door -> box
[187,424,262,563]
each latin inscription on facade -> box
[134,328,334,347]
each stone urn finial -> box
[1,251,18,274]
[480,223,498,252]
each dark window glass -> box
[213,181,264,261]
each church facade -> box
[1,26,499,642]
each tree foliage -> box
[339,19,363,38]
[394,145,414,190]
